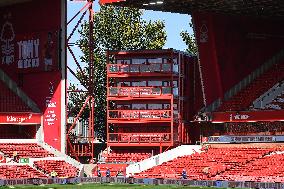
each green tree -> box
[180,21,197,55]
[68,5,167,141]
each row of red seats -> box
[34,160,79,178]
[0,165,47,179]
[135,146,274,180]
[218,63,284,111]
[0,143,54,158]
[214,149,284,182]
[0,81,31,112]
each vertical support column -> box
[170,50,174,146]
[61,0,67,153]
[106,51,109,149]
[88,0,95,163]
[171,96,174,146]
[178,52,182,143]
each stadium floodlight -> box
[143,1,163,6]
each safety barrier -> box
[1,177,284,189]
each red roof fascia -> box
[99,0,126,5]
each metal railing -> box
[108,87,172,97]
[108,133,172,144]
[108,110,172,120]
[107,63,175,74]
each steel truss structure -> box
[66,0,95,162]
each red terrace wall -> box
[0,0,63,151]
[193,12,284,105]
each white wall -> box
[126,145,201,176]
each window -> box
[132,104,146,110]
[132,58,146,64]
[148,81,162,87]
[148,58,162,64]
[116,59,130,64]
[148,104,163,110]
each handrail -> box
[108,133,172,143]
[108,110,172,120]
[108,86,172,97]
[107,63,175,74]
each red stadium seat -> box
[34,160,79,177]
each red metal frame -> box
[106,49,189,152]
[66,0,95,162]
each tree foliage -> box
[68,5,167,141]
[180,21,197,55]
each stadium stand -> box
[0,165,47,179]
[214,146,284,182]
[134,145,277,181]
[218,63,284,111]
[34,160,79,177]
[0,143,54,158]
[0,142,81,178]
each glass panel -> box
[132,59,146,64]
[173,65,179,73]
[109,88,118,96]
[148,81,162,86]
[163,104,171,109]
[152,87,161,95]
[139,81,146,87]
[174,110,179,118]
[132,81,140,87]
[173,88,179,96]
[162,87,171,94]
[149,64,160,72]
[116,59,130,64]
[120,65,129,72]
[173,81,178,87]
[129,65,139,72]
[132,104,146,110]
[109,65,118,72]
[162,64,171,72]
[140,64,150,72]
[148,58,162,63]
[148,104,163,110]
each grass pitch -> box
[1,183,226,189]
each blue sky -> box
[67,2,192,86]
